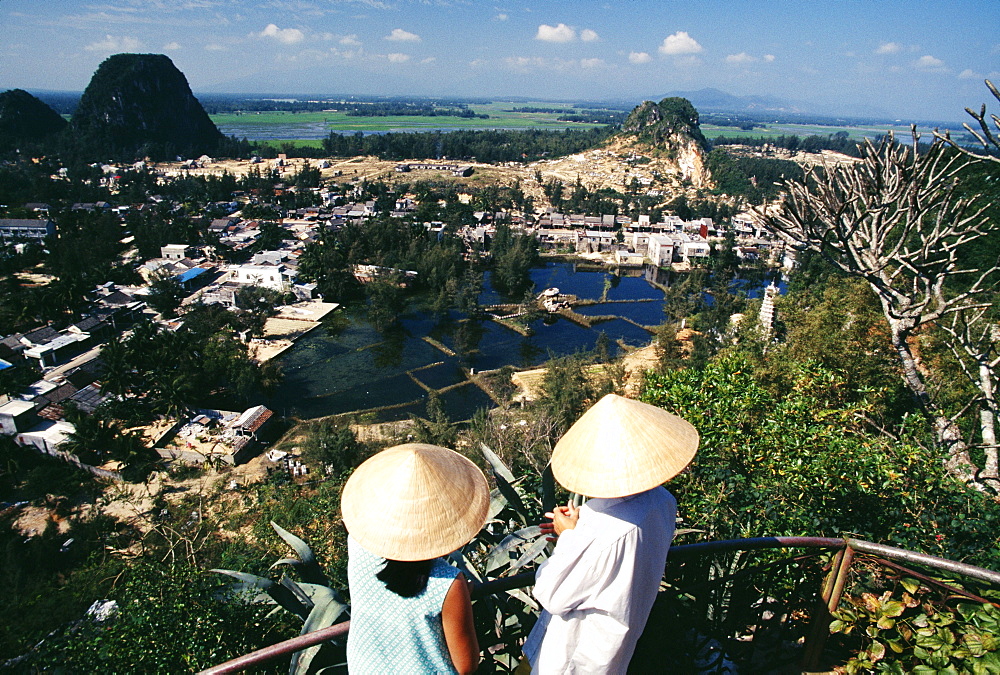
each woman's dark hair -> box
[377,559,433,597]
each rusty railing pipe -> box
[199,621,350,675]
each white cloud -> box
[495,13,508,21]
[914,54,946,71]
[658,31,702,56]
[580,28,599,42]
[764,54,775,62]
[876,42,902,55]
[628,51,652,64]
[386,28,420,42]
[504,56,575,72]
[725,52,754,64]
[536,23,575,43]
[958,68,981,80]
[340,34,361,47]
[328,46,360,59]
[163,41,181,51]
[580,57,603,68]
[84,34,144,52]
[205,43,226,51]
[507,56,546,71]
[259,23,305,45]
[387,52,410,63]
[420,57,436,64]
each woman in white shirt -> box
[522,394,699,674]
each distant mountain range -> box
[659,87,890,120]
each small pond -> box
[266,262,779,422]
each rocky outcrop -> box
[71,53,222,159]
[615,97,711,188]
[0,89,68,148]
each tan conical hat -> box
[552,393,699,498]
[341,443,490,561]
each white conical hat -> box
[552,393,699,498]
[341,443,490,561]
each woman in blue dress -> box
[341,443,490,674]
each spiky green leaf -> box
[480,443,516,483]
[486,526,543,572]
[212,569,310,620]
[271,522,331,586]
[290,592,347,675]
[542,464,555,514]
[509,536,549,573]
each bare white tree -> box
[937,79,1000,161]
[754,132,999,487]
[938,310,1000,484]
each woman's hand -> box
[540,501,579,540]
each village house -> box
[647,234,675,267]
[160,244,189,260]
[0,218,56,243]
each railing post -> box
[800,540,853,671]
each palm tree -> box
[98,335,133,397]
[156,371,196,420]
[62,408,123,465]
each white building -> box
[226,263,295,292]
[647,235,675,267]
[680,239,711,264]
[161,244,190,260]
[631,232,650,255]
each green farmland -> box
[211,99,969,144]
[212,102,609,140]
[702,121,965,142]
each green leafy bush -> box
[640,356,1000,567]
[830,572,1000,674]
[28,562,295,673]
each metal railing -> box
[200,536,1000,674]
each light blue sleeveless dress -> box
[346,536,461,674]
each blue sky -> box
[2,0,998,122]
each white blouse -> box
[522,487,677,674]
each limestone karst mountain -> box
[0,89,68,149]
[71,53,222,159]
[612,97,711,188]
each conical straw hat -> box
[341,443,490,561]
[552,394,699,498]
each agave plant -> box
[212,522,349,674]
[450,444,556,672]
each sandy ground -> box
[511,342,660,402]
[11,451,275,538]
[249,300,339,362]
[162,142,857,210]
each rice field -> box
[212,99,969,143]
[212,102,609,140]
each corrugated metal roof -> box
[175,267,208,283]
[69,384,107,413]
[237,405,273,433]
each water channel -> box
[266,261,775,422]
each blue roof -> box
[0,359,12,371]
[175,267,208,283]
